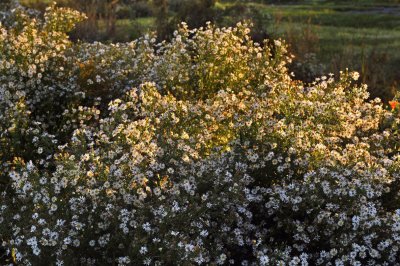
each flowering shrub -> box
[2,4,400,266]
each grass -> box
[261,6,400,29]
[248,1,400,100]
[113,17,155,41]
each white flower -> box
[33,247,41,256]
[139,246,148,254]
[350,71,360,81]
[259,255,269,265]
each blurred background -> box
[4,0,400,101]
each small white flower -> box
[259,255,269,265]
[139,246,148,254]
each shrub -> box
[2,4,400,266]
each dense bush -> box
[2,4,400,265]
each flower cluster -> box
[2,4,400,266]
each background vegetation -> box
[15,0,400,102]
